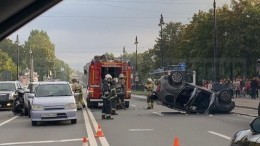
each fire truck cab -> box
[84,55,132,108]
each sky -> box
[8,0,230,72]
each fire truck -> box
[84,55,132,108]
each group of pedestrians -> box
[101,73,126,120]
[202,76,260,99]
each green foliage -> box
[0,51,16,79]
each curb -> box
[235,105,258,110]
[231,112,258,117]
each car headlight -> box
[31,104,44,111]
[65,103,77,110]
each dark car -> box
[157,71,235,114]
[230,117,260,145]
[0,81,24,110]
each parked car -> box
[0,81,24,110]
[230,117,260,145]
[24,82,40,117]
[30,81,77,126]
[157,71,235,114]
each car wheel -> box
[32,121,37,126]
[71,119,77,124]
[218,90,232,104]
[170,71,183,84]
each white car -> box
[29,81,77,126]
[24,82,39,117]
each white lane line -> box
[208,131,231,140]
[129,129,154,132]
[86,107,110,146]
[83,109,98,146]
[0,116,18,127]
[153,112,164,116]
[0,138,82,145]
[130,104,136,107]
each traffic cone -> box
[95,124,104,137]
[173,137,180,146]
[82,137,88,146]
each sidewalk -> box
[232,97,259,117]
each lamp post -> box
[134,36,138,91]
[29,48,32,82]
[15,35,19,80]
[158,14,165,68]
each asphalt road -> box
[0,95,255,146]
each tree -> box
[0,50,16,80]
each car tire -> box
[258,102,260,116]
[170,71,183,84]
[218,90,232,104]
[71,119,77,124]
[32,121,37,126]
[24,106,28,116]
[125,101,129,108]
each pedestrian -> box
[101,74,113,120]
[116,74,126,110]
[72,79,86,109]
[144,78,155,110]
[251,76,258,100]
[234,78,240,98]
[111,78,118,115]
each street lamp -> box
[158,14,165,68]
[15,35,19,80]
[29,48,33,82]
[134,36,138,91]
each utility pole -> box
[213,0,218,82]
[15,35,19,81]
[158,14,165,68]
[134,36,138,91]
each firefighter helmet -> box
[119,73,124,79]
[105,74,112,80]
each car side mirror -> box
[250,117,260,133]
[25,89,30,93]
[28,94,35,98]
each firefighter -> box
[117,73,126,110]
[144,78,155,109]
[110,78,118,115]
[72,79,86,109]
[101,74,113,120]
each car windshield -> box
[35,84,72,97]
[0,83,16,91]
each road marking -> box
[153,112,164,116]
[130,104,136,107]
[86,107,110,146]
[0,116,18,127]
[0,138,82,145]
[208,131,231,140]
[129,129,154,132]
[83,109,98,146]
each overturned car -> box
[156,71,235,114]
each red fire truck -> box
[84,55,132,108]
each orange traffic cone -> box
[95,124,104,137]
[82,137,88,146]
[173,137,180,146]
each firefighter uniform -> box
[101,74,113,120]
[144,78,155,109]
[110,80,118,115]
[72,79,85,109]
[117,74,126,110]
